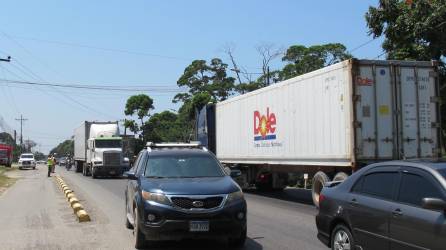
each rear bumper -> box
[138,200,247,241]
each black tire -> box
[331,224,354,250]
[228,228,247,249]
[134,208,146,249]
[91,168,97,179]
[312,171,330,208]
[33,167,36,170]
[333,172,349,182]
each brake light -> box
[319,193,326,204]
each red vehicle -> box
[0,144,13,167]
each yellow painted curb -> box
[76,210,91,222]
[67,193,75,200]
[54,177,91,223]
[69,197,79,206]
[72,203,84,213]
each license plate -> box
[189,221,209,232]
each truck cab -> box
[87,136,123,178]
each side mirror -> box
[422,197,446,211]
[123,171,137,180]
[230,169,242,178]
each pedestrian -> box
[47,156,53,177]
[51,155,56,173]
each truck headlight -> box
[226,190,244,205]
[142,190,170,205]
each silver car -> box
[18,153,36,170]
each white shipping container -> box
[215,59,441,167]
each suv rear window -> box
[21,155,34,159]
[144,154,224,178]
[360,172,398,200]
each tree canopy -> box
[50,140,74,157]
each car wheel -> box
[133,207,146,249]
[228,228,247,248]
[331,224,354,250]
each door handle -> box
[349,198,359,206]
[392,208,403,217]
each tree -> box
[279,43,352,80]
[143,111,183,143]
[124,94,154,138]
[366,0,446,62]
[174,58,235,103]
[365,0,446,149]
[50,140,74,156]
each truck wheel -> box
[333,172,349,182]
[82,164,86,176]
[312,171,330,208]
[91,168,97,179]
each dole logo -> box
[254,107,277,141]
[356,76,373,86]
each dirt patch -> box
[0,166,17,195]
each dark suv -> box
[316,160,446,250]
[124,142,247,249]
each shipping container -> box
[197,59,442,206]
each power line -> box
[0,78,181,92]
[348,38,378,54]
[4,33,193,62]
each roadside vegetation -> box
[0,166,17,193]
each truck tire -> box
[82,164,86,176]
[91,167,97,179]
[312,171,330,208]
[333,172,349,182]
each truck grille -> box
[103,152,120,166]
[170,196,224,209]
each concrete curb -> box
[53,176,91,222]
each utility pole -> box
[15,115,28,153]
[267,66,271,86]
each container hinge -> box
[431,122,441,128]
[353,121,362,128]
[381,137,393,143]
[363,137,376,143]
[403,137,416,143]
[430,96,441,103]
[429,71,439,78]
[353,95,361,102]
[421,137,433,143]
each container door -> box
[396,66,439,158]
[355,65,395,160]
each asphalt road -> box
[57,165,327,250]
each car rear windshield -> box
[144,154,224,178]
[95,140,122,148]
[21,155,34,159]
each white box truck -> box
[196,59,442,207]
[74,121,125,178]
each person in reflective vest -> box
[47,156,54,177]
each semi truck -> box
[74,121,125,178]
[196,59,442,207]
[0,144,13,167]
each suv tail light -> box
[319,193,326,204]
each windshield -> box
[21,155,34,159]
[95,140,122,148]
[144,154,224,178]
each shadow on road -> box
[244,187,314,206]
[139,237,263,250]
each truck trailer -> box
[74,121,125,178]
[0,144,13,167]
[196,59,442,207]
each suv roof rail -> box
[145,141,208,152]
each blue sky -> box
[0,0,382,153]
